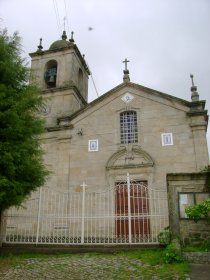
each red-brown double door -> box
[115,181,150,237]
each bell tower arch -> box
[44,59,58,88]
[29,31,90,127]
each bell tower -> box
[29,31,90,127]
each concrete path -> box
[189,264,210,280]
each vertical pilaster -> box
[190,115,209,170]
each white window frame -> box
[88,139,99,152]
[120,111,138,144]
[161,133,173,146]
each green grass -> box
[183,241,210,252]
[116,249,190,278]
[117,249,164,265]
[119,249,161,263]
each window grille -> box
[120,111,138,144]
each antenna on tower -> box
[63,0,71,37]
[63,16,66,30]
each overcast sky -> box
[1,0,210,157]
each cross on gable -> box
[123,58,130,71]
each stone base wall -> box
[183,252,210,264]
[180,220,210,245]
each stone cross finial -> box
[123,58,130,71]
[123,58,130,83]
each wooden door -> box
[115,181,150,237]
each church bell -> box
[48,75,55,84]
[45,67,57,87]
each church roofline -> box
[57,81,208,124]
[92,81,192,106]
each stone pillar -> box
[167,173,207,241]
[167,175,181,237]
[191,121,209,170]
[187,101,209,171]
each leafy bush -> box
[163,242,184,264]
[157,226,171,246]
[185,198,210,222]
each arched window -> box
[44,60,57,88]
[120,111,138,144]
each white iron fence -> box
[2,174,169,245]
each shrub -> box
[157,226,172,246]
[185,198,210,222]
[163,240,184,264]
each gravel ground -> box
[0,254,189,280]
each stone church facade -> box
[31,31,208,192]
[1,31,209,245]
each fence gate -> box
[2,174,168,245]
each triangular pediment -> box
[57,81,194,123]
[106,146,154,170]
